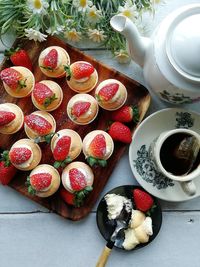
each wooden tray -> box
[0,36,150,221]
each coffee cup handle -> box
[180,181,196,196]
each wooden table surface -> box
[0,0,200,266]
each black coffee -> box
[160,133,200,176]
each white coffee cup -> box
[149,128,200,196]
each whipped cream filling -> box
[104,193,132,220]
[13,144,33,168]
[73,77,90,83]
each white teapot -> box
[110,4,200,104]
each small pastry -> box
[51,129,82,168]
[24,110,56,142]
[26,164,60,197]
[0,66,35,98]
[62,161,94,193]
[9,138,42,171]
[38,46,70,78]
[66,61,98,93]
[0,103,24,134]
[67,94,99,125]
[95,79,127,110]
[31,80,63,111]
[82,130,114,167]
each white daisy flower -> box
[72,0,93,12]
[27,0,49,14]
[115,50,131,64]
[46,25,65,35]
[87,5,102,24]
[88,29,106,43]
[64,28,82,42]
[24,28,48,42]
[118,1,138,21]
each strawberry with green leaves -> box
[53,136,72,168]
[33,82,57,108]
[26,173,52,195]
[133,189,154,212]
[65,61,95,81]
[4,47,33,71]
[0,111,16,126]
[108,121,132,144]
[40,49,58,71]
[0,150,17,185]
[60,187,92,207]
[111,105,140,123]
[87,134,107,167]
[0,68,27,91]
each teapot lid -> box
[166,6,200,82]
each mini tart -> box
[61,161,94,193]
[9,139,42,171]
[67,94,99,125]
[24,110,56,142]
[0,103,24,134]
[95,79,127,110]
[51,129,82,164]
[3,66,35,98]
[67,61,98,93]
[28,164,60,197]
[38,46,70,78]
[31,80,63,111]
[82,130,114,166]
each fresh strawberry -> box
[9,147,32,165]
[71,101,91,117]
[24,114,52,136]
[0,111,16,126]
[87,134,107,167]
[60,186,93,207]
[111,105,139,123]
[33,82,57,107]
[0,68,26,90]
[65,62,94,80]
[27,173,52,195]
[69,168,87,191]
[133,189,154,212]
[0,161,17,185]
[42,49,58,70]
[53,136,72,168]
[98,83,119,101]
[108,122,132,144]
[89,134,106,158]
[4,48,33,71]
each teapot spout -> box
[110,15,151,67]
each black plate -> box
[96,185,162,250]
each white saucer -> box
[129,108,200,202]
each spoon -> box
[96,205,131,267]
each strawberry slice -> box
[53,136,71,161]
[133,189,154,212]
[0,68,26,90]
[71,101,91,117]
[0,111,16,126]
[69,168,87,191]
[71,62,94,79]
[28,173,52,194]
[98,83,119,101]
[42,49,58,70]
[33,82,56,107]
[89,134,106,158]
[24,114,52,136]
[9,147,32,165]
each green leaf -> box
[64,65,71,80]
[43,94,58,108]
[54,161,61,169]
[0,150,11,167]
[131,105,140,123]
[44,133,55,144]
[98,159,107,167]
[87,156,97,167]
[28,185,36,195]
